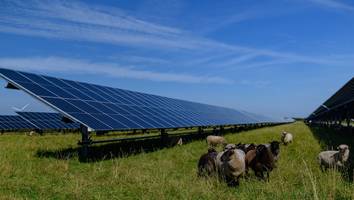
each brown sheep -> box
[197,148,218,177]
[245,144,276,181]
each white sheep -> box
[216,148,246,186]
[206,135,227,147]
[318,144,350,170]
[28,131,35,136]
[281,131,293,145]
[177,138,183,146]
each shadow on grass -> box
[36,131,221,162]
[309,125,354,182]
[36,124,282,163]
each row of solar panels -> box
[307,77,354,120]
[0,68,283,132]
[0,112,80,131]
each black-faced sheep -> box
[216,148,246,186]
[281,131,293,145]
[245,144,276,181]
[197,148,218,177]
[318,144,350,171]
[265,141,280,162]
[206,135,227,147]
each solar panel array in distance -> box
[0,68,263,131]
[17,112,80,130]
[0,115,36,131]
[240,111,277,123]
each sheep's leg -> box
[245,169,250,179]
[266,170,270,182]
[225,177,237,187]
[255,171,264,180]
[244,165,250,178]
[227,179,238,187]
[256,171,265,181]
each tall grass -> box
[0,122,353,199]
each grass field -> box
[0,122,353,199]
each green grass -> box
[0,122,353,199]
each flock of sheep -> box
[197,131,350,186]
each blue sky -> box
[0,0,353,120]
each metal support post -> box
[80,125,90,160]
[198,126,203,134]
[160,129,168,146]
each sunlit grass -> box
[0,122,353,199]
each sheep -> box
[28,131,36,136]
[206,135,227,147]
[236,143,256,153]
[224,143,236,151]
[245,144,276,181]
[197,148,218,177]
[265,141,280,162]
[177,138,183,146]
[281,131,293,145]
[318,144,350,171]
[216,148,246,186]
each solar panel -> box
[0,115,36,131]
[308,77,354,120]
[240,111,278,123]
[17,112,80,130]
[0,68,266,131]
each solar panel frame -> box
[0,68,269,131]
[16,112,80,130]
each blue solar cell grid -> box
[0,68,263,131]
[17,112,80,130]
[0,115,36,130]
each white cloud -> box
[0,56,233,84]
[0,0,352,74]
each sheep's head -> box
[256,145,267,157]
[281,132,287,140]
[270,141,280,155]
[246,143,256,152]
[337,144,350,162]
[235,143,246,151]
